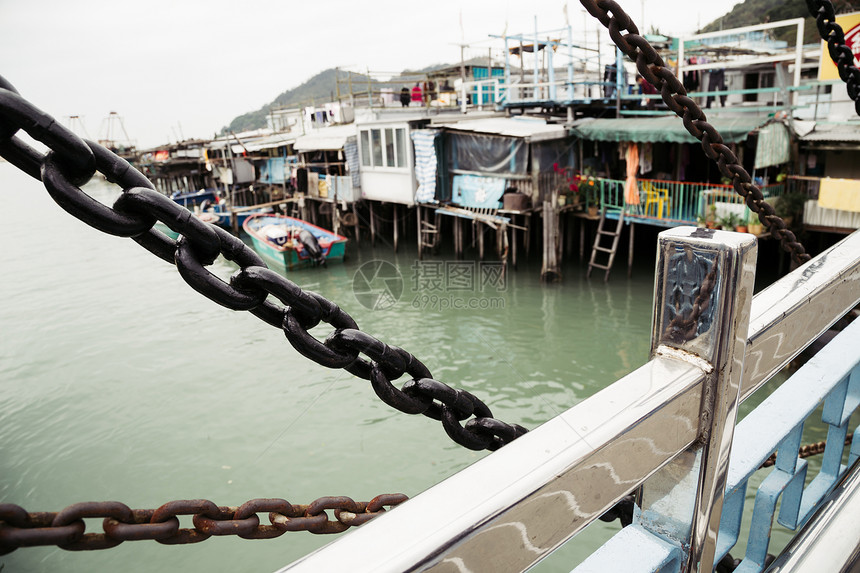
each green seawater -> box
[0,162,826,572]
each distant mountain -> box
[222,62,455,134]
[222,68,366,134]
[699,0,858,44]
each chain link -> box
[0,494,408,553]
[761,434,854,468]
[807,0,860,116]
[580,0,811,265]
[0,75,527,453]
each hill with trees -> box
[699,0,857,44]
[222,62,462,134]
[223,68,347,134]
[223,1,860,134]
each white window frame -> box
[358,126,409,171]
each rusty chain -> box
[761,434,854,468]
[6,12,825,547]
[662,248,719,345]
[807,0,860,116]
[0,494,407,553]
[0,75,533,552]
[0,76,527,454]
[580,0,811,265]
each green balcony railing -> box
[586,177,788,227]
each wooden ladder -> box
[587,209,625,282]
[417,208,440,259]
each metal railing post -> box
[637,227,758,572]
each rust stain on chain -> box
[0,494,408,553]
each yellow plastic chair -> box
[641,180,672,218]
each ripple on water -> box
[0,165,658,572]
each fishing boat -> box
[170,188,220,208]
[243,214,347,269]
[207,202,273,230]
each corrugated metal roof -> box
[433,117,569,142]
[569,116,770,144]
[800,122,860,143]
[293,125,357,151]
[240,133,296,152]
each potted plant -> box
[705,204,718,229]
[718,212,739,232]
[747,212,763,235]
[774,192,806,226]
[580,176,599,216]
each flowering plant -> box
[553,164,600,207]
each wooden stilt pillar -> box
[566,211,575,258]
[370,202,377,247]
[478,223,485,260]
[524,213,531,257]
[579,216,586,261]
[353,202,360,243]
[393,204,399,252]
[628,221,635,277]
[541,192,561,282]
[417,205,423,259]
[455,217,462,259]
[558,212,565,261]
[512,215,518,269]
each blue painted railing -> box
[576,319,860,573]
[716,326,860,571]
[281,228,860,573]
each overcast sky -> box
[1,0,737,148]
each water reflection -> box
[0,165,656,572]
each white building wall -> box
[360,171,416,205]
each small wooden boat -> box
[207,203,273,230]
[243,214,347,269]
[170,188,220,208]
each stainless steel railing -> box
[277,227,860,573]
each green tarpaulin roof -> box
[570,116,771,144]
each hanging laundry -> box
[679,145,690,180]
[639,142,653,174]
[603,64,617,97]
[625,143,640,206]
[706,69,727,108]
[683,57,700,91]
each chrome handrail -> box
[277,228,860,573]
[741,230,860,402]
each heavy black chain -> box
[580,0,811,265]
[807,0,860,116]
[0,494,406,553]
[0,76,528,453]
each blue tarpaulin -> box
[451,174,506,208]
